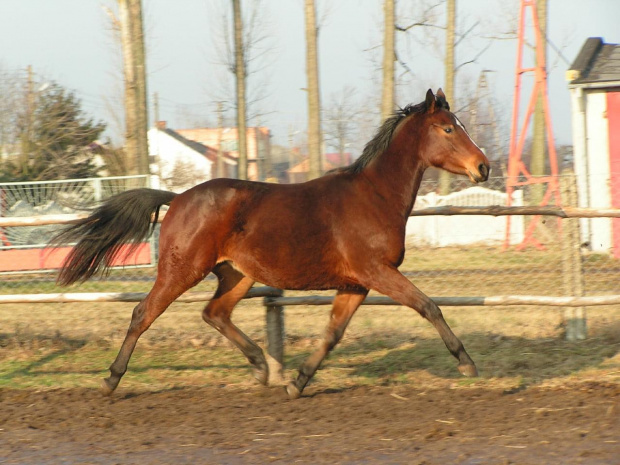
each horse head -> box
[420,88,490,183]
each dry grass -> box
[1,295,618,392]
[1,244,617,296]
[1,245,618,392]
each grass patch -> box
[0,267,618,392]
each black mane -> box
[336,102,426,175]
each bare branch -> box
[454,20,479,47]
[455,42,492,72]
[396,22,444,32]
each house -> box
[287,158,336,184]
[148,122,237,192]
[175,126,271,182]
[567,37,620,257]
[325,152,353,167]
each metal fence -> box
[0,174,617,302]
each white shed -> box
[567,37,620,258]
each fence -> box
[407,186,525,246]
[0,175,152,273]
[0,174,617,297]
[0,174,619,377]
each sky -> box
[1,0,620,157]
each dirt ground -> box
[1,299,619,464]
[0,382,618,464]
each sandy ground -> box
[1,382,618,464]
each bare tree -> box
[324,86,359,167]
[232,0,248,180]
[101,4,127,149]
[366,1,441,120]
[130,0,148,176]
[305,0,322,180]
[209,0,276,180]
[164,158,209,192]
[118,0,148,177]
[0,65,20,161]
[439,0,456,194]
[210,0,275,119]
[381,0,395,121]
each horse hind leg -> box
[202,263,268,385]
[287,288,368,399]
[102,272,203,395]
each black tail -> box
[51,188,177,286]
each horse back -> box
[162,175,405,290]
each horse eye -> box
[444,127,453,134]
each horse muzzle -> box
[468,163,490,183]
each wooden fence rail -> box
[1,205,619,227]
[1,206,618,378]
[0,286,282,304]
[409,205,620,218]
[265,294,620,307]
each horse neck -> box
[363,126,428,218]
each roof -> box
[153,127,236,164]
[567,37,620,87]
[161,128,211,155]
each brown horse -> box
[52,89,490,399]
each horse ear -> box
[436,88,450,111]
[425,89,436,113]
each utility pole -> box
[216,101,225,179]
[381,0,395,122]
[153,91,159,124]
[470,71,504,175]
[232,0,248,180]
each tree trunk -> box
[531,0,547,204]
[118,0,138,175]
[439,0,456,195]
[304,0,322,180]
[232,0,248,180]
[381,0,395,122]
[129,0,149,179]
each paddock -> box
[1,200,619,463]
[1,296,619,464]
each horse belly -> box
[226,237,353,291]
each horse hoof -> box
[286,382,301,400]
[100,378,116,396]
[458,364,479,377]
[253,367,269,386]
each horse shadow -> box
[0,332,88,380]
[325,324,620,385]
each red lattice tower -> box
[505,0,561,250]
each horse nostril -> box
[478,163,489,179]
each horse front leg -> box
[365,266,478,377]
[287,289,368,399]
